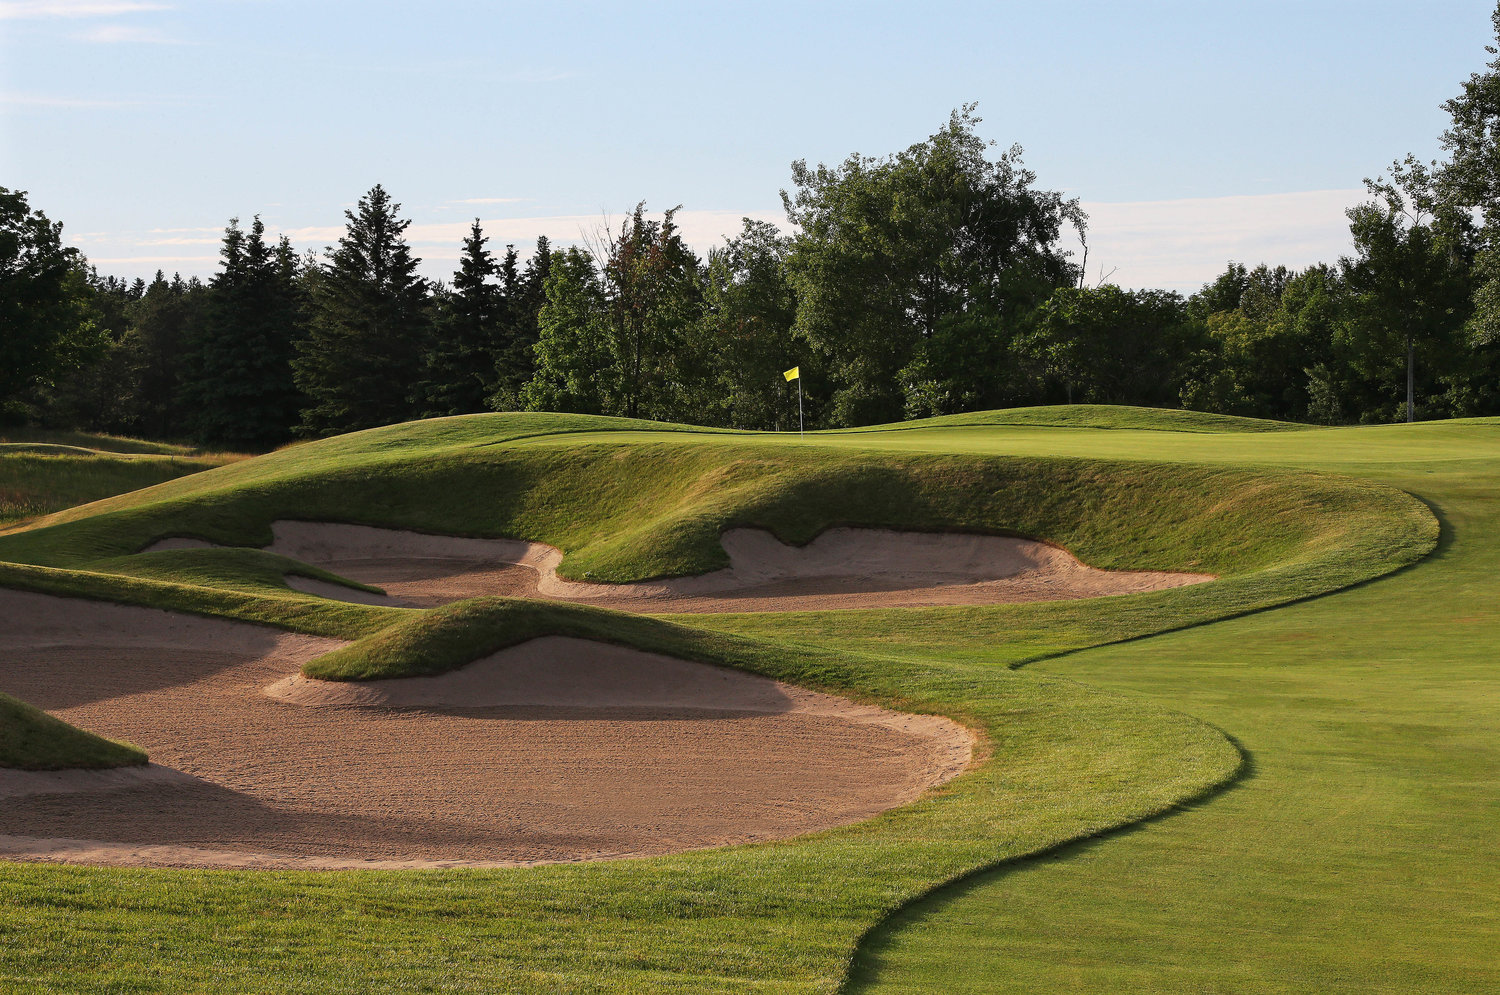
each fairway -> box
[0,408,1492,992]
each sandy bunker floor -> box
[0,589,970,870]
[153,521,1212,611]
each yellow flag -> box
[783,366,800,382]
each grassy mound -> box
[846,403,1310,434]
[1,450,232,531]
[0,693,146,770]
[0,427,204,456]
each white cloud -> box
[77,22,182,43]
[0,91,135,107]
[447,197,529,206]
[1074,188,1369,293]
[0,0,166,18]
[278,209,785,258]
[83,195,1370,293]
[87,254,217,265]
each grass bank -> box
[0,693,145,770]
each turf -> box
[0,407,1491,992]
[0,427,204,456]
[844,426,1500,993]
[0,693,145,770]
[0,452,230,530]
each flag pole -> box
[798,377,804,441]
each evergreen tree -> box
[293,184,430,435]
[185,217,306,448]
[123,270,202,438]
[418,220,500,416]
[489,236,552,409]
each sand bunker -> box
[145,520,1210,611]
[0,589,969,870]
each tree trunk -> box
[1406,332,1414,424]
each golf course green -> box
[0,406,1492,992]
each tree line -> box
[9,9,1500,447]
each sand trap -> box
[0,589,970,870]
[0,764,197,800]
[145,520,1211,611]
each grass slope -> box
[846,425,1500,993]
[0,427,203,456]
[0,452,229,530]
[840,403,1311,434]
[0,693,145,770]
[0,406,1469,993]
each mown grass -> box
[0,407,1468,993]
[0,693,145,770]
[840,402,1312,434]
[846,450,1500,994]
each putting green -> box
[0,407,1488,992]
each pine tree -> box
[293,184,430,434]
[183,217,306,448]
[418,220,500,416]
[122,270,202,438]
[489,236,551,409]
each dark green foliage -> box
[521,247,613,413]
[1342,160,1474,422]
[32,272,156,435]
[418,220,502,416]
[522,206,705,422]
[1020,286,1203,406]
[0,188,100,409]
[599,203,704,420]
[488,236,553,409]
[125,271,203,440]
[782,105,1083,425]
[696,220,800,429]
[1181,264,1344,422]
[184,219,306,448]
[293,184,430,435]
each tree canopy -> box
[293,185,430,435]
[781,105,1084,425]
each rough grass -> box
[0,427,202,456]
[0,453,228,530]
[0,693,145,770]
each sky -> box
[2,0,1496,292]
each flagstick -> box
[798,377,804,440]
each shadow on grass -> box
[840,731,1259,993]
[1008,488,1450,674]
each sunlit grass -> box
[1,407,1481,993]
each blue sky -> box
[2,0,1495,291]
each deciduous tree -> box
[781,106,1083,425]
